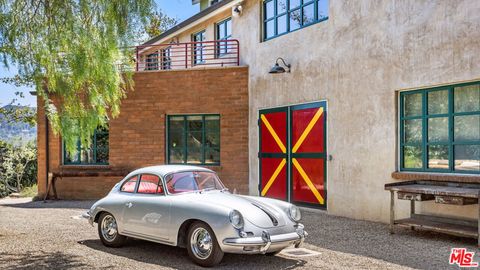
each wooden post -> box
[43,172,53,202]
[410,200,415,230]
[390,190,395,234]
[478,198,480,247]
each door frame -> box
[258,100,328,210]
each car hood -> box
[182,191,288,228]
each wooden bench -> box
[385,180,480,246]
[43,169,130,201]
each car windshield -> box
[165,171,225,194]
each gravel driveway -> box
[0,197,477,269]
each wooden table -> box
[385,180,480,246]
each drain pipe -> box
[45,115,49,192]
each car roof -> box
[128,165,214,178]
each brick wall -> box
[37,66,249,199]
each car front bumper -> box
[82,211,94,226]
[222,224,307,254]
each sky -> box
[0,0,198,108]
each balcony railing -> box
[135,39,240,72]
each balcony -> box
[135,39,240,72]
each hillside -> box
[0,105,36,143]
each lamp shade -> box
[269,63,286,74]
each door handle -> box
[125,202,133,208]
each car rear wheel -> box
[98,212,126,247]
[187,221,224,267]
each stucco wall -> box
[235,0,480,222]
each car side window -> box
[137,174,164,195]
[120,176,138,193]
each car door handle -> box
[125,202,133,208]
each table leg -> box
[390,190,395,234]
[410,200,415,230]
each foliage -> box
[0,139,37,198]
[0,0,155,154]
[20,183,37,198]
[144,9,178,39]
[0,105,36,127]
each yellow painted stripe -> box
[261,158,286,196]
[292,158,324,204]
[261,114,286,153]
[292,108,324,153]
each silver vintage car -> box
[83,165,307,267]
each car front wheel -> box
[187,221,224,267]
[98,212,126,247]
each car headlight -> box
[288,205,301,222]
[229,210,244,229]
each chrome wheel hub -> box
[101,215,118,242]
[191,227,212,259]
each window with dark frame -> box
[400,82,480,173]
[161,47,172,70]
[167,114,220,165]
[263,0,329,41]
[145,51,159,70]
[63,127,109,165]
[192,30,206,65]
[215,18,232,57]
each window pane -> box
[96,148,109,164]
[265,0,274,19]
[80,147,94,163]
[205,116,220,148]
[265,20,275,39]
[289,9,301,31]
[277,0,287,14]
[96,132,109,149]
[138,174,161,194]
[65,149,79,163]
[403,93,422,117]
[455,145,480,172]
[277,14,287,34]
[217,23,225,39]
[428,117,448,142]
[226,19,232,37]
[403,145,423,169]
[170,149,184,163]
[404,119,422,144]
[169,117,185,148]
[428,90,448,115]
[428,145,449,170]
[454,84,480,113]
[121,176,138,193]
[205,148,220,164]
[187,148,202,163]
[290,0,301,9]
[302,3,315,25]
[318,0,329,20]
[454,115,480,141]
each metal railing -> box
[135,39,240,71]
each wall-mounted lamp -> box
[269,58,291,74]
[232,4,243,17]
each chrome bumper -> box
[223,224,307,254]
[82,211,94,226]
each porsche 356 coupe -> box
[83,165,307,267]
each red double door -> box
[259,102,327,208]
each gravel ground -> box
[0,197,477,269]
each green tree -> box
[144,9,178,39]
[0,0,155,153]
[0,139,37,197]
